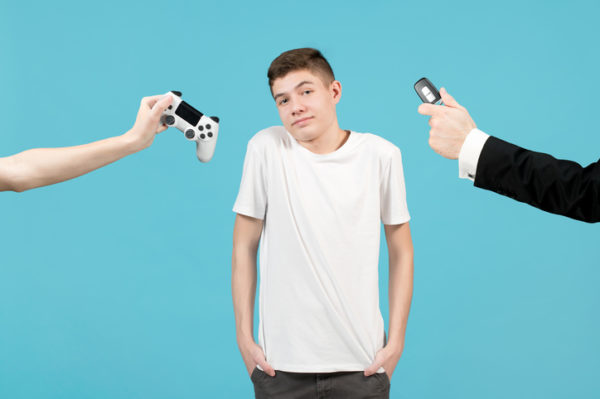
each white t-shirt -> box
[233,126,410,373]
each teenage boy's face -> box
[271,69,341,142]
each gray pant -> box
[251,367,390,399]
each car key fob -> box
[414,77,442,104]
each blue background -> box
[1,0,599,397]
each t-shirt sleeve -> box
[232,140,268,220]
[380,147,411,225]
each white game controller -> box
[159,91,219,162]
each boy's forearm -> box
[387,252,414,349]
[232,247,258,344]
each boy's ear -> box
[331,80,342,103]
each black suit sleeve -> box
[473,136,600,223]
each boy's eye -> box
[279,98,288,105]
[303,90,312,95]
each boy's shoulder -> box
[247,126,288,150]
[354,131,402,158]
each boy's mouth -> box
[293,116,314,126]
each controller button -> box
[164,115,176,125]
[208,132,213,138]
[210,116,220,123]
[172,91,182,97]
[168,105,173,110]
[205,124,211,130]
[198,125,204,131]
[200,134,206,139]
[185,129,195,139]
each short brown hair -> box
[267,48,335,91]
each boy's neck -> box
[295,122,350,155]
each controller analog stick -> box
[164,115,176,125]
[185,129,195,139]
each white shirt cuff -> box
[458,128,490,181]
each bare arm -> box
[385,222,414,356]
[232,213,275,377]
[365,222,414,378]
[0,95,173,192]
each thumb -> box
[257,357,276,377]
[255,348,276,377]
[364,358,383,376]
[440,87,462,109]
[151,95,173,118]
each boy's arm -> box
[364,222,414,379]
[231,214,275,377]
[0,95,172,192]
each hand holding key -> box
[416,80,477,159]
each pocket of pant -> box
[375,372,391,389]
[383,372,390,386]
[250,367,261,383]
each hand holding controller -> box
[159,91,220,162]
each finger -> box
[364,359,383,376]
[156,123,169,134]
[141,94,168,109]
[257,359,276,377]
[418,103,445,117]
[439,87,462,109]
[151,95,173,118]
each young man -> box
[232,48,414,398]
[0,95,172,192]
